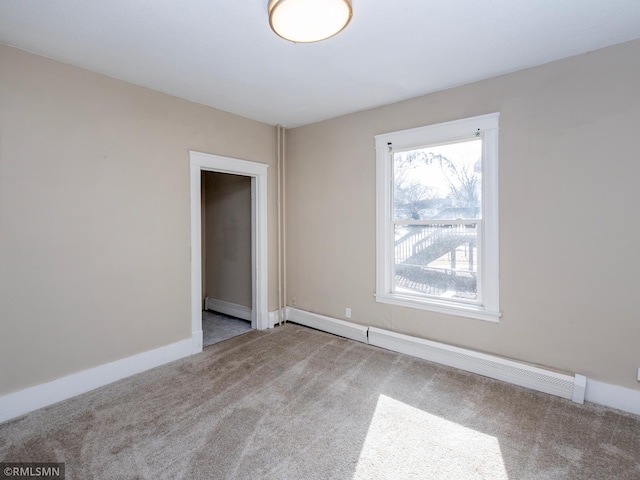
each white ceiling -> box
[1,1,640,127]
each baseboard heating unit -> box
[286,308,587,404]
[204,297,251,322]
[368,327,586,403]
[287,308,369,343]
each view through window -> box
[375,113,500,321]
[393,139,482,302]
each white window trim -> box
[375,113,501,322]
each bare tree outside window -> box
[393,139,482,301]
[376,113,500,321]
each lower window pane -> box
[394,224,478,300]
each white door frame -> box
[189,150,269,354]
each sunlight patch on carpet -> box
[353,395,508,480]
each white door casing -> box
[189,151,269,353]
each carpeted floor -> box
[1,324,639,479]
[202,310,252,347]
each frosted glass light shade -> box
[269,0,353,43]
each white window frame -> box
[375,113,501,322]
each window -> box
[375,113,500,321]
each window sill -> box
[375,293,501,323]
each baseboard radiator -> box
[286,308,369,343]
[204,297,252,322]
[286,308,586,404]
[368,328,586,403]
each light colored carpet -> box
[1,324,639,479]
[202,310,252,347]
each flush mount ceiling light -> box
[269,0,353,43]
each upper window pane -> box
[393,138,482,221]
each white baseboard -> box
[269,308,286,328]
[585,379,640,416]
[287,307,369,343]
[0,338,193,424]
[3,310,637,424]
[192,329,203,354]
[204,297,251,321]
[204,300,280,329]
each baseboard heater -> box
[286,308,586,404]
[368,327,586,404]
[204,297,252,322]
[287,308,369,343]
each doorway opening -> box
[201,171,252,347]
[189,151,269,354]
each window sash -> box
[375,113,500,322]
[391,220,483,306]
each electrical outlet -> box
[290,297,297,306]
[345,307,351,318]
[637,367,640,382]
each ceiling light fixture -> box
[269,0,353,43]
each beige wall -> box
[202,172,252,307]
[0,44,277,396]
[3,37,639,398]
[286,39,640,390]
